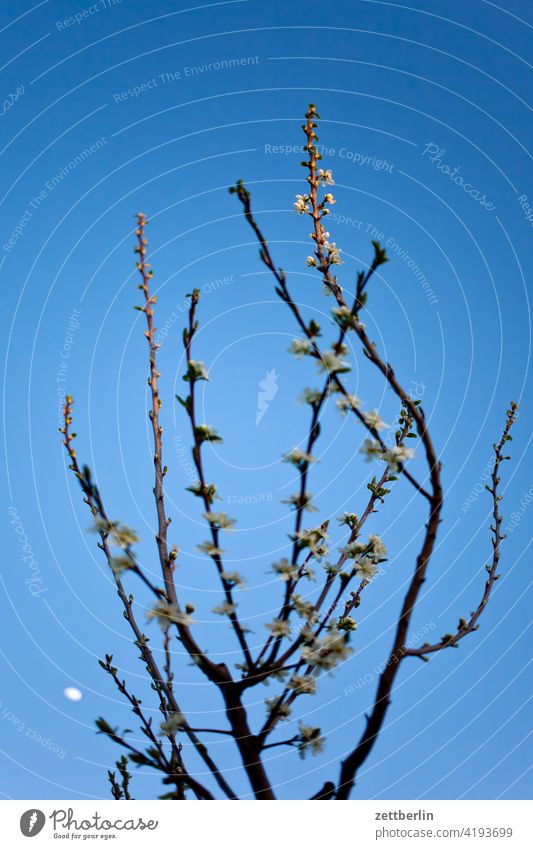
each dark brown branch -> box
[61,398,238,800]
[100,656,210,800]
[230,185,431,504]
[180,290,253,668]
[334,406,515,799]
[404,403,518,659]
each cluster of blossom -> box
[220,570,244,587]
[336,394,361,416]
[212,600,237,616]
[91,520,140,576]
[317,350,351,375]
[281,491,317,513]
[265,618,292,638]
[332,305,356,329]
[300,387,323,405]
[301,627,352,670]
[93,518,139,549]
[362,409,390,431]
[288,673,317,694]
[341,534,388,581]
[194,424,222,444]
[197,540,224,556]
[337,615,357,632]
[271,557,315,582]
[186,481,219,501]
[293,522,330,560]
[360,437,414,472]
[203,511,236,530]
[147,601,194,629]
[159,712,185,737]
[184,359,209,382]
[297,721,325,759]
[282,447,316,468]
[291,593,319,623]
[289,338,312,358]
[265,697,292,720]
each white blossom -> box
[282,447,316,468]
[109,556,132,575]
[203,512,236,530]
[289,338,312,358]
[306,255,317,267]
[265,698,292,720]
[336,394,361,416]
[291,593,318,623]
[197,540,224,556]
[294,193,310,214]
[332,306,355,328]
[195,424,222,443]
[159,712,185,736]
[325,241,342,265]
[341,539,368,559]
[368,534,387,559]
[338,616,357,632]
[147,602,194,629]
[220,571,245,587]
[212,600,237,616]
[282,492,317,513]
[186,481,219,500]
[265,619,292,638]
[93,519,139,548]
[299,387,322,405]
[317,351,350,374]
[382,444,414,471]
[272,558,298,582]
[338,512,358,528]
[360,437,382,462]
[297,722,325,758]
[318,169,334,186]
[288,674,317,695]
[294,523,329,558]
[301,628,352,670]
[362,409,390,431]
[355,559,378,581]
[184,359,209,382]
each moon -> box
[63,687,83,702]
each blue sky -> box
[1,0,531,800]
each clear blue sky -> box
[1,0,531,800]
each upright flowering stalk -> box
[61,107,517,801]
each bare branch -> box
[404,403,518,659]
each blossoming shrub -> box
[61,105,517,801]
